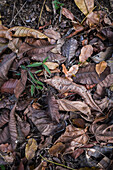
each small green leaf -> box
[43,64,51,74]
[35,69,42,74]
[31,85,35,96]
[43,56,49,63]
[29,71,37,83]
[16,73,21,76]
[20,65,27,70]
[35,80,44,86]
[27,62,42,67]
[36,85,43,90]
[0,165,5,170]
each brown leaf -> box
[49,142,65,156]
[73,63,110,85]
[0,29,12,40]
[71,118,85,128]
[25,138,38,160]
[62,8,75,21]
[96,61,107,75]
[1,79,18,94]
[90,123,113,143]
[0,126,10,144]
[47,94,60,123]
[0,53,16,88]
[9,26,48,39]
[55,125,88,153]
[79,45,93,62]
[62,38,78,62]
[14,70,27,99]
[74,0,94,15]
[57,99,93,121]
[0,110,9,128]
[71,148,84,159]
[45,76,102,112]
[0,143,9,152]
[93,74,113,99]
[44,28,61,40]
[8,38,22,53]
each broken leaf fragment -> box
[96,61,107,75]
[25,138,38,160]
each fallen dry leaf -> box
[49,142,65,156]
[1,79,18,94]
[0,29,12,40]
[79,45,93,62]
[44,62,59,70]
[44,28,61,40]
[96,61,107,75]
[62,7,75,21]
[74,0,94,15]
[25,138,38,160]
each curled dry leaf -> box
[0,53,16,88]
[96,61,107,75]
[90,123,113,143]
[74,0,94,15]
[9,26,48,39]
[79,45,93,62]
[62,7,75,21]
[45,76,102,112]
[62,64,79,79]
[49,142,65,156]
[93,74,113,99]
[55,125,88,153]
[1,79,18,94]
[57,99,93,121]
[47,94,60,123]
[73,63,110,85]
[44,62,59,70]
[25,138,38,160]
[14,70,27,99]
[0,126,10,144]
[0,111,9,128]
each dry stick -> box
[38,0,47,27]
[9,1,27,27]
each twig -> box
[38,0,47,27]
[9,1,27,27]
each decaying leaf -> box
[25,138,38,160]
[44,28,61,40]
[55,125,88,153]
[73,63,110,85]
[90,123,113,143]
[0,126,10,144]
[0,111,9,128]
[0,53,16,88]
[8,38,22,53]
[44,62,59,70]
[9,26,48,39]
[47,94,60,123]
[62,38,78,62]
[96,61,107,75]
[0,29,12,40]
[45,76,102,112]
[79,45,93,62]
[49,142,65,156]
[14,70,27,99]
[94,74,113,99]
[74,0,94,15]
[62,7,75,21]
[57,99,93,121]
[1,79,18,94]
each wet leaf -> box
[45,76,102,112]
[47,94,60,123]
[1,79,18,94]
[44,62,59,70]
[73,63,110,85]
[62,8,75,21]
[49,142,65,156]
[0,53,16,88]
[57,99,93,121]
[9,26,48,39]
[74,0,94,15]
[79,45,93,62]
[25,138,38,160]
[96,61,107,75]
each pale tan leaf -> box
[79,45,93,62]
[96,61,107,75]
[67,64,79,77]
[44,28,61,40]
[44,62,59,70]
[57,99,93,121]
[25,138,38,160]
[74,0,94,15]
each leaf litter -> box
[0,0,113,169]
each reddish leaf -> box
[1,79,18,94]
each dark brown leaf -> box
[45,76,102,112]
[14,70,27,99]
[71,148,84,159]
[0,53,16,88]
[44,28,61,40]
[62,7,75,21]
[0,29,12,40]
[47,94,60,123]
[73,63,110,85]
[0,126,10,144]
[1,79,18,94]
[49,142,65,156]
[0,110,9,128]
